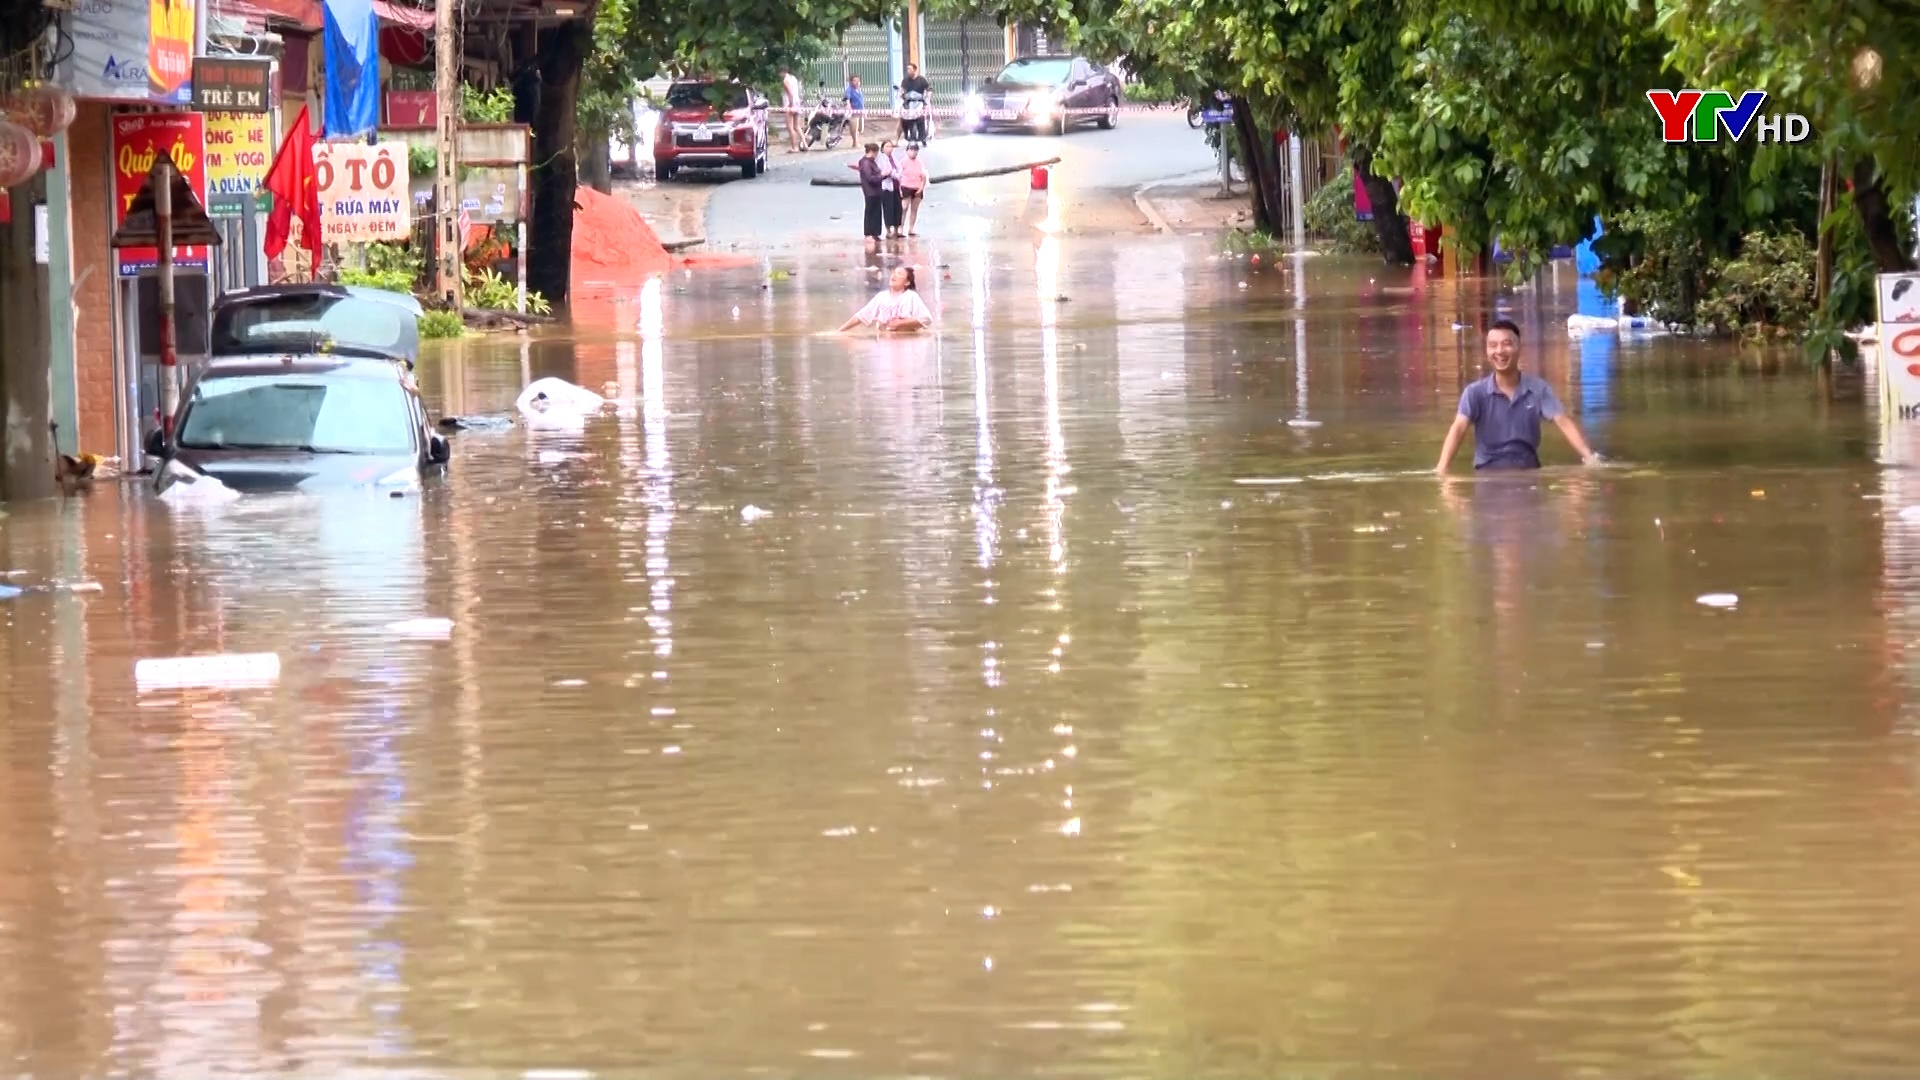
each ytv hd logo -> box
[1646,90,1811,144]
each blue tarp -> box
[323,0,380,138]
[1575,279,1615,418]
[1573,216,1604,277]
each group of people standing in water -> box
[850,141,929,242]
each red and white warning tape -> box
[765,103,1206,121]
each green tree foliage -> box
[578,0,641,145]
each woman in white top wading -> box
[834,266,933,333]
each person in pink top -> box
[897,143,929,236]
[833,266,934,333]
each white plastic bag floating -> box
[135,652,281,691]
[516,378,608,422]
[1567,312,1671,337]
[157,469,241,505]
[385,617,454,640]
[1566,314,1619,335]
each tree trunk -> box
[578,130,612,195]
[0,175,55,501]
[1852,155,1915,273]
[1815,156,1836,304]
[528,20,592,306]
[1227,97,1278,235]
[1353,144,1414,266]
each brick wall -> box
[67,102,119,457]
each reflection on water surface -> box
[2,238,1916,1079]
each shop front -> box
[50,0,295,462]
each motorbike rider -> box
[898,62,932,141]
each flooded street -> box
[7,233,1920,1079]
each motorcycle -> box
[897,87,929,144]
[1188,90,1232,128]
[805,88,851,150]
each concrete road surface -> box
[698,110,1220,249]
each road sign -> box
[1201,108,1233,124]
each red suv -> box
[654,79,770,181]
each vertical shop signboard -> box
[112,111,209,276]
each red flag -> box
[263,105,321,259]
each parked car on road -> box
[211,284,422,367]
[653,78,770,181]
[147,354,449,495]
[961,55,1123,135]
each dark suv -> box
[962,55,1123,135]
[654,79,770,180]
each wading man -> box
[1435,319,1603,473]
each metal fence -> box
[921,18,1007,96]
[1229,131,1337,244]
[804,22,893,101]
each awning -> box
[372,0,434,30]
[215,0,324,31]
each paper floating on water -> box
[1696,593,1740,609]
[135,653,281,692]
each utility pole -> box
[155,156,179,441]
[433,0,461,307]
[1287,132,1306,252]
[905,0,922,69]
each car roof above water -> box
[199,354,412,381]
[217,283,425,316]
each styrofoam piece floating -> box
[386,617,454,640]
[1696,593,1740,609]
[135,653,282,692]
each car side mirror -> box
[144,428,168,460]
[428,434,451,464]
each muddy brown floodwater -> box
[5,235,1920,1080]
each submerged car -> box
[147,354,450,495]
[962,55,1122,135]
[653,78,770,181]
[211,283,423,366]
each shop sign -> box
[112,111,208,276]
[203,111,271,200]
[191,56,271,112]
[314,141,411,243]
[149,0,197,98]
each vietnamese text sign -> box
[55,0,193,103]
[203,111,271,198]
[112,111,208,277]
[314,141,411,243]
[192,56,271,112]
[1879,273,1920,420]
[148,0,196,98]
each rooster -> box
[57,453,102,490]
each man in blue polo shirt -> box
[1435,318,1603,472]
